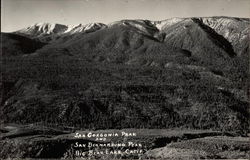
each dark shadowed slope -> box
[1,33,46,56]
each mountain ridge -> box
[13,16,250,42]
[9,17,249,59]
[2,17,249,67]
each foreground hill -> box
[1,126,249,159]
[1,16,250,135]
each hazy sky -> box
[1,0,250,32]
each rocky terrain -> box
[1,16,250,159]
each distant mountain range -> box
[3,17,249,62]
[1,16,250,134]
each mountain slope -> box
[201,17,250,56]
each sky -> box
[1,0,250,32]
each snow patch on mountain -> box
[108,19,158,36]
[153,18,184,30]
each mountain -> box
[15,22,107,42]
[17,23,68,35]
[24,17,248,77]
[1,16,250,135]
[15,23,68,42]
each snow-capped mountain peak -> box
[18,23,68,36]
[16,22,107,39]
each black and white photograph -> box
[1,0,250,159]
